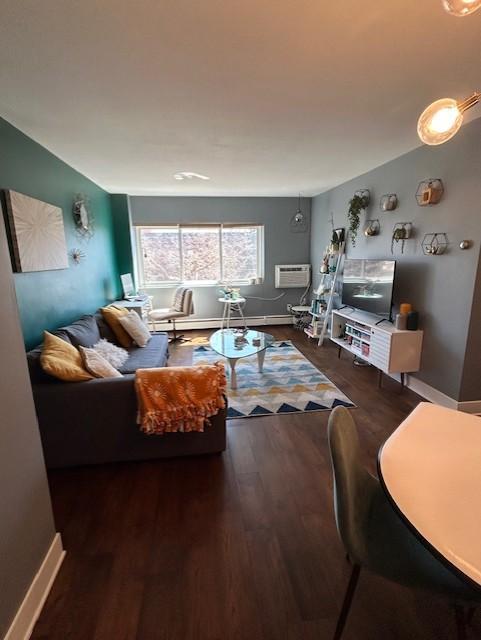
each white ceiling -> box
[0,1,480,196]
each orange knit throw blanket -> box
[135,363,226,435]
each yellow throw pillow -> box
[40,331,93,382]
[100,305,132,348]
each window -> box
[136,224,264,286]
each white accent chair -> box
[149,287,194,342]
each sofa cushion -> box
[62,314,101,348]
[118,333,169,374]
[94,311,118,344]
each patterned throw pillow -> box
[118,311,151,347]
[92,339,129,369]
[79,346,122,378]
[172,288,187,312]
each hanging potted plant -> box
[329,230,340,254]
[391,222,412,254]
[347,191,370,246]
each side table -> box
[218,297,247,329]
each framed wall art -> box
[3,190,68,272]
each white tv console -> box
[330,308,423,388]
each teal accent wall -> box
[111,193,135,284]
[0,117,121,349]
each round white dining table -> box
[378,401,481,589]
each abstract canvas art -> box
[4,190,68,272]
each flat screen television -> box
[341,259,396,318]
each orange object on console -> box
[400,303,412,315]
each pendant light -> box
[417,93,480,145]
[294,193,304,224]
[290,193,307,232]
[442,0,481,16]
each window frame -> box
[135,223,264,288]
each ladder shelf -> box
[316,241,345,346]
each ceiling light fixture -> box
[173,171,210,181]
[417,93,480,145]
[290,193,308,232]
[442,0,481,16]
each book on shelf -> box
[305,320,320,337]
[310,298,328,316]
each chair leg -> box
[168,319,180,343]
[333,564,361,640]
[453,604,467,640]
[168,319,190,343]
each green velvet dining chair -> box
[327,406,480,640]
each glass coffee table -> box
[209,329,274,389]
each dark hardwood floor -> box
[31,327,479,639]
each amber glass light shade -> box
[442,0,481,16]
[417,98,464,145]
[417,94,480,145]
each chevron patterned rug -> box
[192,340,354,419]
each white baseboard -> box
[153,314,294,331]
[404,375,459,410]
[388,373,481,414]
[4,533,65,640]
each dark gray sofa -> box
[27,311,227,468]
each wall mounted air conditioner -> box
[275,264,311,288]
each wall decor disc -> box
[73,194,94,239]
[69,248,86,264]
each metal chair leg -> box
[453,604,467,640]
[333,564,361,640]
[168,319,190,343]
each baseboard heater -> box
[154,314,294,331]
